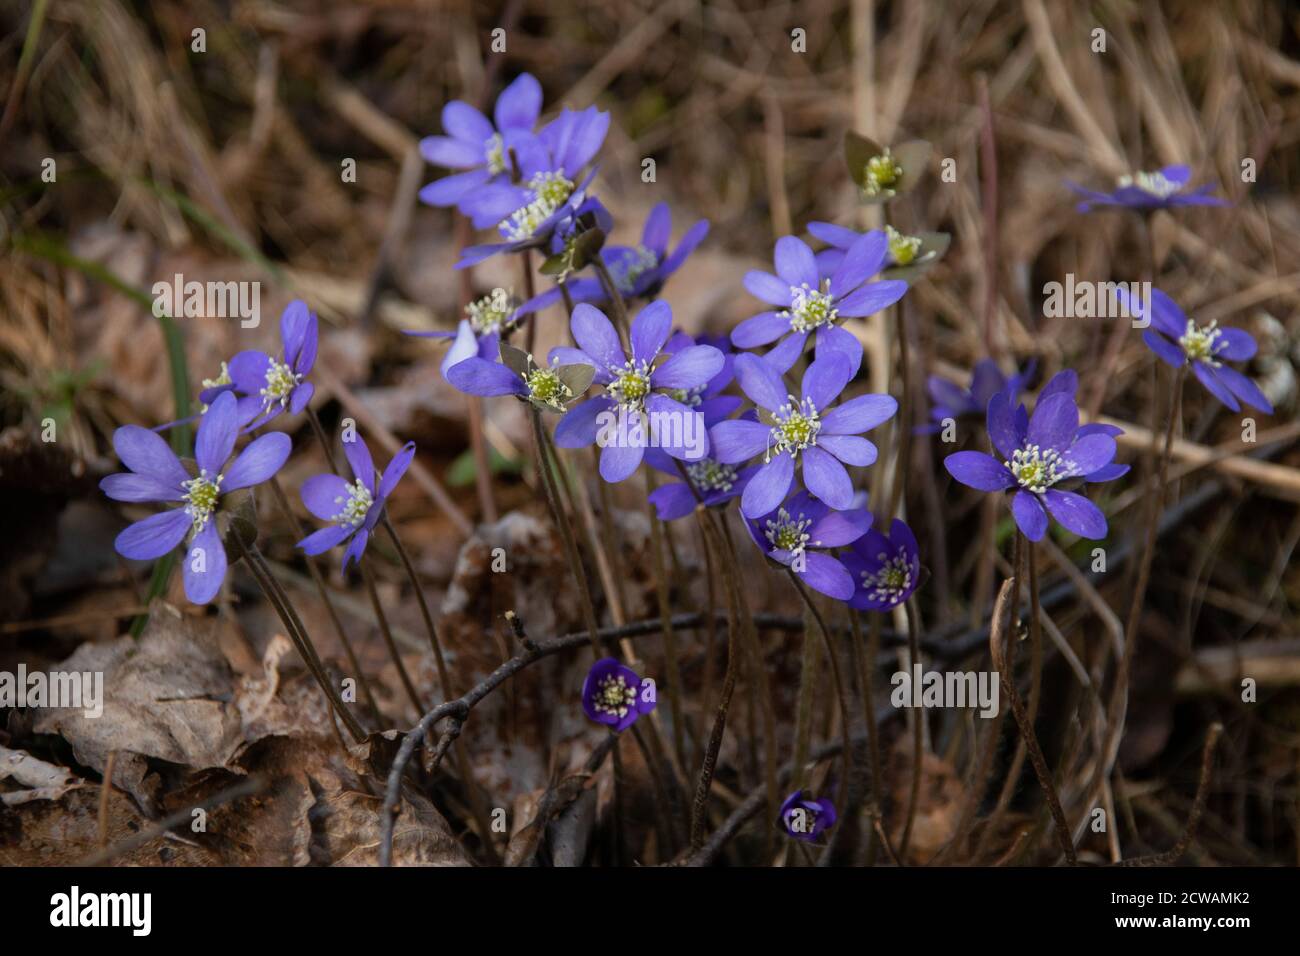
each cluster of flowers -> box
[100,73,1272,847]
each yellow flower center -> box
[885,225,922,266]
[333,479,373,530]
[863,149,903,197]
[686,459,737,494]
[526,367,571,410]
[1178,319,1222,365]
[764,507,813,557]
[1117,169,1180,199]
[1009,444,1069,493]
[501,171,575,242]
[592,673,637,719]
[768,396,822,460]
[182,471,222,531]
[785,281,838,333]
[261,358,301,410]
[608,360,652,411]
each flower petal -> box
[802,352,853,410]
[555,396,613,448]
[651,345,723,390]
[447,357,525,397]
[711,418,770,464]
[344,435,376,493]
[196,391,239,475]
[441,101,493,144]
[731,310,790,348]
[1041,488,1107,539]
[802,446,853,509]
[986,391,1021,460]
[1026,392,1079,453]
[742,270,793,306]
[418,135,482,169]
[183,520,227,605]
[648,482,697,521]
[1214,364,1273,414]
[808,507,871,547]
[572,303,626,371]
[814,325,864,378]
[494,72,542,131]
[1143,330,1187,368]
[112,425,188,486]
[1011,490,1048,541]
[630,300,672,364]
[115,509,192,560]
[820,393,896,436]
[1193,362,1240,411]
[342,528,369,571]
[740,452,794,518]
[773,236,818,288]
[641,202,672,256]
[378,441,417,499]
[944,451,1014,491]
[100,472,183,503]
[835,279,908,318]
[829,229,888,298]
[817,434,877,466]
[798,552,855,601]
[599,441,644,483]
[1214,327,1257,361]
[298,523,352,555]
[1061,433,1116,477]
[734,352,790,411]
[223,432,291,491]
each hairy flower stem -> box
[238,538,366,743]
[520,248,538,356]
[530,409,604,655]
[592,258,632,348]
[689,510,740,850]
[306,407,340,472]
[789,572,853,820]
[360,560,424,715]
[266,473,382,725]
[850,611,887,863]
[1115,367,1186,729]
[644,470,689,769]
[884,301,913,520]
[896,598,925,861]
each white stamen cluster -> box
[1178,318,1223,366]
[500,170,574,242]
[1009,444,1071,494]
[525,367,571,411]
[607,359,652,411]
[466,289,514,336]
[182,470,223,532]
[667,385,704,408]
[261,358,301,410]
[613,244,659,293]
[484,133,506,175]
[687,459,737,495]
[590,671,637,720]
[764,507,813,558]
[885,224,923,266]
[784,280,838,333]
[860,550,913,606]
[862,149,903,197]
[767,396,822,461]
[199,361,231,412]
[1117,170,1180,199]
[332,479,373,530]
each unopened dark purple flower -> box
[446,341,594,413]
[744,490,871,600]
[582,658,656,732]
[549,301,724,482]
[842,517,921,611]
[456,107,609,268]
[298,434,417,570]
[101,391,291,604]
[225,300,319,428]
[1116,286,1272,414]
[1066,165,1227,213]
[944,385,1119,542]
[418,73,543,221]
[731,234,907,376]
[780,790,837,842]
[712,351,895,519]
[928,358,1036,424]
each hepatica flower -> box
[226,300,319,427]
[550,301,724,482]
[744,490,871,600]
[298,434,416,570]
[712,351,896,519]
[1066,165,1227,213]
[928,358,1036,425]
[405,288,518,380]
[418,73,543,221]
[842,517,921,611]
[732,235,907,376]
[844,133,931,204]
[582,658,656,732]
[101,391,291,604]
[944,385,1119,542]
[457,106,610,268]
[809,221,950,284]
[447,341,595,414]
[1118,287,1272,414]
[780,790,837,842]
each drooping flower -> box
[549,301,724,482]
[808,220,950,284]
[456,107,610,268]
[842,517,921,611]
[582,658,656,732]
[731,234,907,375]
[1117,287,1273,413]
[418,73,544,220]
[101,391,291,604]
[944,384,1120,542]
[225,300,320,427]
[446,341,595,414]
[712,351,896,519]
[516,202,709,317]
[844,133,931,204]
[744,490,871,600]
[927,358,1036,425]
[404,288,519,380]
[1066,165,1227,213]
[779,790,837,842]
[298,434,417,570]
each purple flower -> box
[549,301,724,483]
[1066,165,1227,213]
[779,790,837,842]
[1021,370,1130,483]
[100,391,291,604]
[515,202,709,317]
[582,658,656,732]
[1117,286,1273,414]
[418,73,543,221]
[224,300,319,428]
[808,220,950,284]
[456,107,610,268]
[712,351,896,519]
[928,358,1036,424]
[744,490,871,600]
[298,434,417,570]
[842,517,921,611]
[446,341,595,413]
[944,384,1120,542]
[405,288,518,381]
[730,234,907,376]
